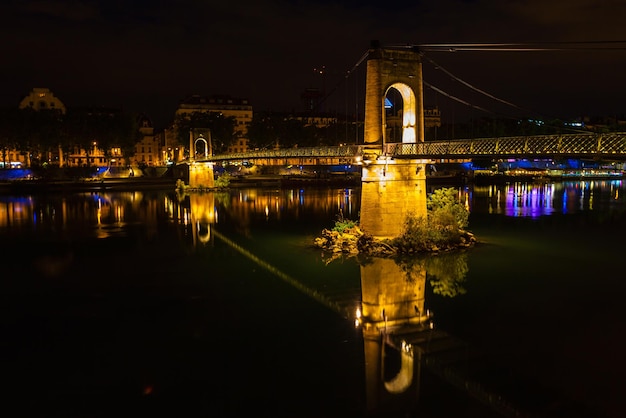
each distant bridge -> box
[198,132,626,165]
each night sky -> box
[2,0,626,129]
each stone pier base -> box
[360,159,427,238]
[188,162,215,189]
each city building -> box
[3,88,68,167]
[289,112,337,128]
[175,94,253,154]
[18,87,67,114]
[64,106,123,168]
[9,89,157,169]
[159,128,185,165]
[129,115,163,167]
[66,142,108,167]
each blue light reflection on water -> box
[504,183,555,217]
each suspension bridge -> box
[185,42,626,237]
[192,41,626,165]
[199,132,626,165]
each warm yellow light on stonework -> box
[387,83,416,143]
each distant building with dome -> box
[18,87,66,114]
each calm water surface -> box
[1,180,625,417]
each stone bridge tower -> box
[360,42,428,238]
[364,41,425,147]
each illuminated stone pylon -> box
[364,41,425,147]
[360,42,428,238]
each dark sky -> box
[2,0,626,129]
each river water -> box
[1,180,625,417]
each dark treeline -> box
[3,105,624,169]
[434,115,626,141]
[246,111,362,150]
[174,111,237,155]
[0,107,140,166]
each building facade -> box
[18,87,67,114]
[10,88,159,170]
[4,88,69,167]
[129,115,164,167]
[176,94,253,155]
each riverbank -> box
[0,177,178,194]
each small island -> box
[314,187,476,258]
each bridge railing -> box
[203,145,362,162]
[384,132,626,158]
[198,133,626,163]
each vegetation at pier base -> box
[175,179,189,193]
[331,212,358,234]
[314,187,475,259]
[175,173,231,196]
[214,172,232,189]
[392,188,470,253]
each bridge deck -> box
[197,132,626,163]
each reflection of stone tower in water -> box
[360,258,429,414]
[188,193,217,246]
[360,42,428,238]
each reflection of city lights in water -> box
[504,182,555,217]
[0,187,358,232]
[471,179,626,217]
